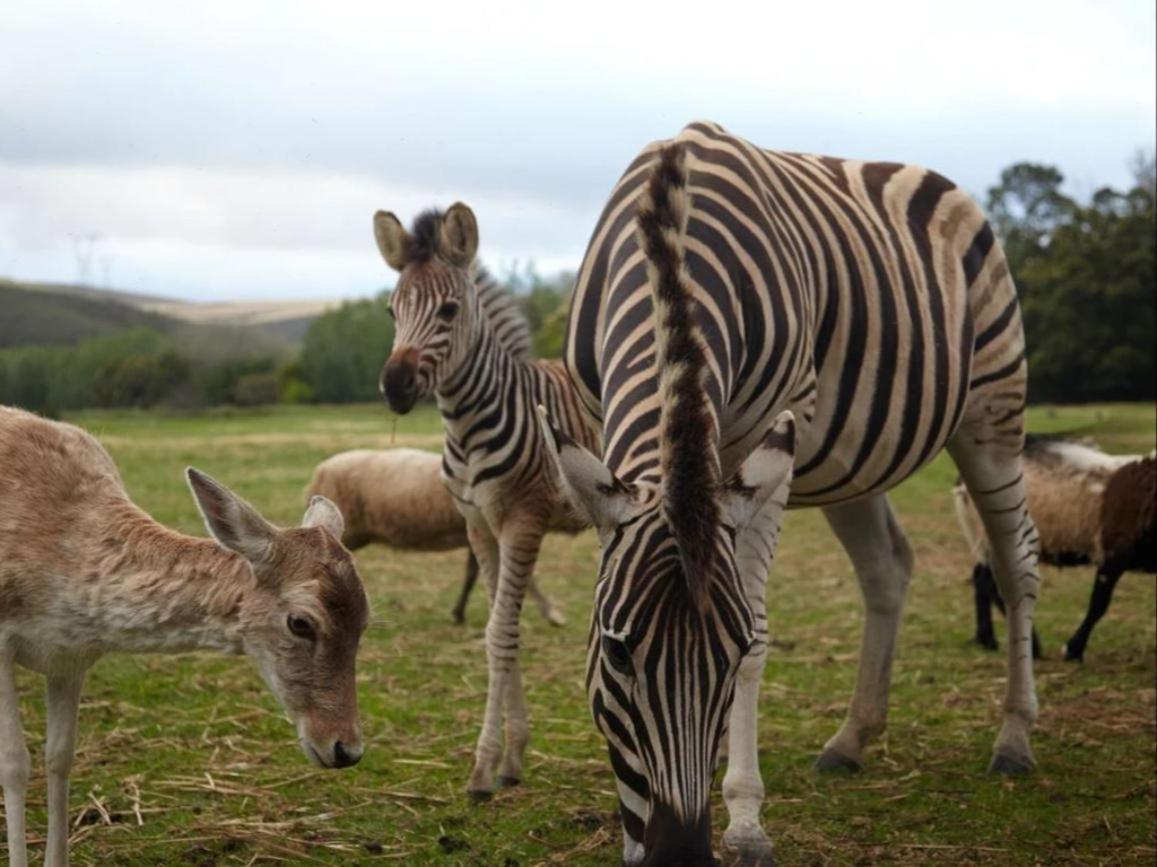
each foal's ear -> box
[719,410,796,532]
[373,210,410,271]
[439,202,479,267]
[537,405,638,535]
[303,494,345,542]
[186,468,278,564]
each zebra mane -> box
[636,142,720,607]
[472,265,534,360]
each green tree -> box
[991,159,1156,403]
[299,292,394,402]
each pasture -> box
[4,402,1154,865]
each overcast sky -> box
[1,0,1153,301]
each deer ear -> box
[536,405,638,535]
[373,210,410,271]
[439,202,479,267]
[303,495,345,542]
[186,468,278,564]
[719,410,796,532]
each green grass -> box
[5,402,1155,865]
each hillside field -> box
[3,402,1154,865]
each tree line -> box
[1,157,1152,414]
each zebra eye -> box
[602,636,633,676]
[436,301,459,322]
[385,303,395,320]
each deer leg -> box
[44,671,85,867]
[816,494,913,773]
[0,651,30,867]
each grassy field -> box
[3,402,1155,865]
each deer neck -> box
[83,500,257,656]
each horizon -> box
[2,0,1154,303]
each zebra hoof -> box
[451,611,466,626]
[497,775,521,788]
[723,830,775,866]
[814,748,862,774]
[988,750,1035,776]
[466,788,493,804]
[546,609,567,627]
[1062,643,1085,663]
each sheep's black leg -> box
[973,562,1000,651]
[1063,565,1124,662]
[452,550,480,625]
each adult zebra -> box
[372,205,601,798]
[539,121,1039,866]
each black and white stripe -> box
[373,204,600,799]
[543,121,1040,866]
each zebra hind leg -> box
[815,494,913,773]
[948,431,1041,774]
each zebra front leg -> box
[44,670,85,867]
[722,491,787,867]
[1,650,31,867]
[816,494,912,773]
[466,517,542,797]
[465,524,502,801]
[949,433,1040,774]
[496,521,547,786]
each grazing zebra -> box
[538,121,1040,867]
[372,205,601,798]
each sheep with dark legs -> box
[954,436,1156,661]
[305,448,564,626]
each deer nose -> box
[333,741,362,768]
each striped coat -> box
[541,121,1039,866]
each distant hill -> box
[1,279,346,349]
[0,280,181,348]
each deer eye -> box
[287,614,316,640]
[436,301,459,321]
[602,635,633,676]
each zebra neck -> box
[435,326,523,450]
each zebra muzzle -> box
[381,357,419,414]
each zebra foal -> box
[540,121,1040,866]
[371,205,600,798]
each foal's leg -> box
[45,671,85,867]
[466,515,544,797]
[972,562,1000,650]
[0,651,30,867]
[816,494,913,772]
[722,483,789,867]
[949,432,1041,774]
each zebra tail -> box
[636,141,720,605]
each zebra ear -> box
[440,202,479,267]
[720,410,796,532]
[536,405,636,533]
[373,210,410,271]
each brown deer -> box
[0,406,369,867]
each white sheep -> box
[954,435,1156,661]
[305,448,563,625]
